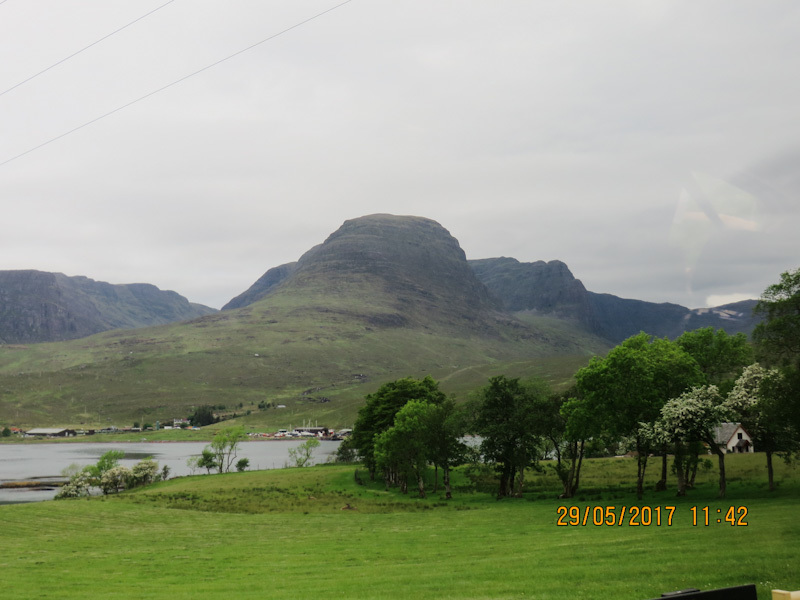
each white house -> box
[713,423,754,453]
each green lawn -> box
[1,454,798,599]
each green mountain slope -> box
[0,215,607,428]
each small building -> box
[25,428,77,438]
[294,426,330,437]
[713,423,754,453]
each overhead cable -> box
[0,0,177,99]
[0,0,354,169]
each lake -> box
[0,439,341,504]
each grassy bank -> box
[1,453,798,599]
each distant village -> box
[3,420,751,456]
[4,421,352,441]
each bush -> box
[55,471,92,500]
[130,458,159,487]
[333,440,358,463]
[100,466,133,495]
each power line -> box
[0,0,177,99]
[0,0,354,169]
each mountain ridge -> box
[468,256,758,343]
[0,270,216,344]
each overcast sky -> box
[1,1,798,310]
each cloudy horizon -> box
[2,1,798,310]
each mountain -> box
[0,215,607,427]
[0,214,761,428]
[0,270,216,344]
[226,214,502,330]
[469,257,759,343]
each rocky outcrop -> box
[469,258,592,323]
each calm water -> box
[0,440,340,504]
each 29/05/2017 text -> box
[555,505,749,527]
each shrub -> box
[55,471,92,500]
[100,466,133,495]
[130,458,159,487]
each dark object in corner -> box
[649,584,757,600]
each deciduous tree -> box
[424,398,468,499]
[676,327,752,388]
[474,376,550,499]
[660,385,731,497]
[725,363,797,491]
[374,400,433,497]
[576,333,703,499]
[351,376,445,479]
[288,438,320,467]
[209,426,246,473]
[754,267,800,368]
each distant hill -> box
[469,257,759,343]
[0,270,216,343]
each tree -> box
[100,466,133,495]
[130,458,159,488]
[236,458,250,472]
[725,363,797,491]
[542,388,598,499]
[752,269,800,440]
[333,439,358,463]
[1,426,11,437]
[85,450,125,487]
[351,376,445,479]
[753,267,800,367]
[474,376,550,499]
[576,333,703,499]
[676,327,753,388]
[208,426,246,473]
[187,451,216,475]
[374,400,433,497]
[424,398,468,499]
[660,385,731,497]
[189,405,217,427]
[55,470,92,500]
[288,438,320,467]
[195,448,218,474]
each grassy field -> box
[1,453,798,599]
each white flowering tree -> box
[130,458,159,488]
[726,363,793,491]
[660,385,732,497]
[54,471,92,500]
[100,466,133,495]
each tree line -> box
[344,268,800,500]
